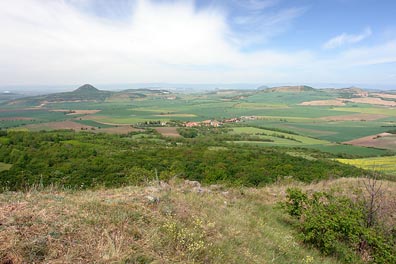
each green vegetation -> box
[0,162,11,172]
[2,86,396,263]
[0,130,366,191]
[284,188,396,263]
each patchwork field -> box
[1,86,396,157]
[229,126,389,156]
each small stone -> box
[146,195,159,203]
[184,180,201,188]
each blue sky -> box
[0,0,395,89]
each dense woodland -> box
[0,129,365,191]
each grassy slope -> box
[3,178,394,264]
[1,180,358,264]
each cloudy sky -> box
[1,0,396,88]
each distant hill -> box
[5,84,174,106]
[256,85,269,90]
[0,92,24,103]
[323,87,368,97]
[263,85,316,93]
[73,84,100,94]
[18,84,114,105]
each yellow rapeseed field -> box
[337,156,396,174]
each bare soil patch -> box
[24,121,95,131]
[154,127,181,137]
[24,121,143,134]
[300,99,345,106]
[343,97,396,106]
[319,113,388,121]
[344,133,396,150]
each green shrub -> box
[285,188,307,217]
[284,188,396,263]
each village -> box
[184,116,257,127]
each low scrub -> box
[0,131,365,191]
[284,188,396,263]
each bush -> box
[284,188,396,263]
[285,188,307,217]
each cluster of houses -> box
[184,116,257,128]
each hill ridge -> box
[74,84,100,93]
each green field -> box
[1,87,396,157]
[228,126,390,156]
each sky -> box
[1,0,396,89]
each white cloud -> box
[0,0,312,85]
[0,1,394,87]
[340,40,396,66]
[323,27,372,49]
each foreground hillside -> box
[0,179,349,263]
[1,178,395,264]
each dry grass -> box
[2,178,394,263]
